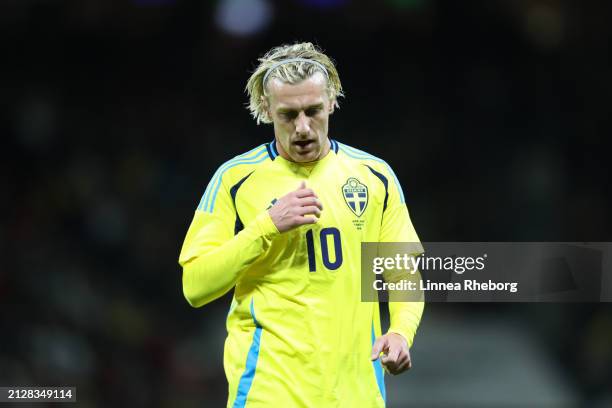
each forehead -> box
[266,72,328,109]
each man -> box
[179,42,423,407]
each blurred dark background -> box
[1,0,612,406]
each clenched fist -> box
[268,181,323,233]
[371,332,412,375]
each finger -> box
[380,347,400,366]
[392,359,411,374]
[396,352,409,366]
[386,345,401,364]
[400,358,412,371]
[297,206,322,217]
[387,366,401,376]
[297,197,323,210]
[295,215,318,226]
[381,360,395,374]
[371,337,388,361]
[295,188,317,199]
[298,181,306,190]
[385,355,406,372]
[382,359,400,376]
[380,355,395,367]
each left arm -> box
[370,164,424,375]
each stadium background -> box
[2,0,611,406]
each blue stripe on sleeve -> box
[371,324,387,404]
[198,145,266,211]
[203,146,266,211]
[232,299,262,408]
[206,153,268,213]
[200,147,268,213]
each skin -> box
[371,332,413,375]
[264,71,333,163]
[264,71,412,375]
[265,72,331,233]
[268,180,322,233]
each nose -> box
[294,111,310,136]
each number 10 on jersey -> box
[305,227,343,272]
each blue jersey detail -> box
[198,146,268,213]
[230,172,254,235]
[337,142,405,204]
[232,299,262,408]
[198,145,265,211]
[320,227,343,270]
[330,139,339,153]
[371,324,387,404]
[365,164,389,213]
[269,140,279,159]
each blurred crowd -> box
[1,0,611,406]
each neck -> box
[276,138,331,162]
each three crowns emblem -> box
[342,178,368,217]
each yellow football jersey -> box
[179,139,423,408]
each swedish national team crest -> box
[342,178,368,217]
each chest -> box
[240,163,385,288]
[235,162,384,238]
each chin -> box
[292,150,319,163]
[291,155,314,163]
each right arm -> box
[179,179,321,308]
[179,172,279,307]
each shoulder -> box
[335,140,385,166]
[197,143,271,212]
[219,143,271,182]
[335,140,393,175]
[335,140,405,203]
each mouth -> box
[293,139,315,150]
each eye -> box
[306,107,322,116]
[279,111,297,120]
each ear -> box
[328,98,336,115]
[261,95,271,119]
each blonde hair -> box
[246,42,344,124]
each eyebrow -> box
[277,103,324,113]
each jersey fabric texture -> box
[179,139,424,408]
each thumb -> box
[371,336,388,361]
[298,180,307,189]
